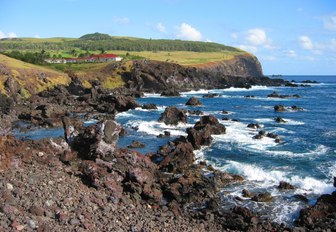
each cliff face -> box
[124,55,282,92]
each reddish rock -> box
[29,205,45,216]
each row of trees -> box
[0,37,239,53]
[3,50,50,64]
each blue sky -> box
[1,0,336,75]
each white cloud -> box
[0,31,17,39]
[324,14,336,31]
[283,50,297,57]
[238,45,258,53]
[113,16,130,25]
[34,34,40,38]
[156,23,166,33]
[246,28,268,46]
[7,32,17,38]
[331,38,336,51]
[176,23,202,41]
[231,33,238,40]
[299,36,314,50]
[262,56,276,61]
[205,39,213,42]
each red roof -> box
[65,54,119,61]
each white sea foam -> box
[323,130,336,138]
[222,160,333,195]
[134,106,166,112]
[143,93,162,98]
[125,120,191,136]
[83,119,98,125]
[221,85,272,92]
[181,89,209,95]
[214,119,328,158]
[214,120,277,149]
[116,111,137,118]
[255,118,305,125]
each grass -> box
[109,50,247,66]
[0,54,69,96]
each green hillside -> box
[0,32,244,53]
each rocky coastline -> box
[1,69,335,231]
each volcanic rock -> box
[247,123,261,129]
[275,117,287,123]
[251,192,273,202]
[160,89,180,96]
[274,105,286,112]
[142,103,158,110]
[278,181,296,190]
[158,106,187,125]
[128,140,146,148]
[186,97,203,106]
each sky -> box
[0,0,336,75]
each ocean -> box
[16,75,336,225]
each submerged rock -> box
[275,117,287,123]
[278,181,296,190]
[203,93,220,98]
[274,105,286,112]
[127,140,146,148]
[247,123,261,129]
[251,192,273,202]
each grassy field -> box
[107,50,247,66]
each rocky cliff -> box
[123,54,284,92]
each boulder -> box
[127,140,146,149]
[186,115,225,149]
[4,77,21,96]
[156,137,195,173]
[160,89,180,97]
[275,117,287,123]
[203,93,220,98]
[193,115,226,135]
[186,96,203,106]
[242,189,254,198]
[278,181,296,190]
[291,105,304,111]
[188,110,203,115]
[274,105,286,112]
[142,103,158,110]
[158,106,187,125]
[112,95,140,112]
[0,93,13,114]
[296,187,336,230]
[157,131,171,138]
[64,119,122,160]
[66,77,88,96]
[247,123,261,129]
[251,192,273,202]
[187,127,213,149]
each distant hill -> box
[0,33,244,53]
[79,32,111,41]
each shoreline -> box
[2,78,336,231]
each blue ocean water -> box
[15,75,336,224]
[117,75,336,224]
